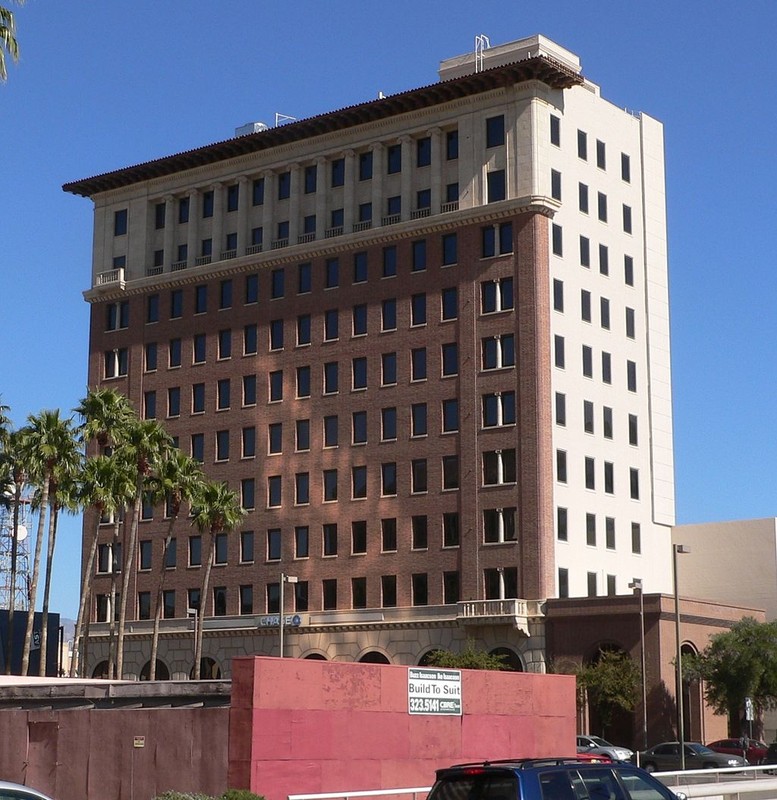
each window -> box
[596,139,606,169]
[587,572,597,597]
[322,579,337,610]
[114,208,128,236]
[629,414,639,446]
[481,277,513,312]
[630,468,640,499]
[558,568,569,598]
[191,433,204,462]
[550,114,560,146]
[163,590,176,619]
[631,523,642,554]
[242,426,256,458]
[189,536,202,567]
[623,204,633,233]
[106,300,129,331]
[411,514,428,548]
[552,223,563,256]
[214,533,228,565]
[215,429,229,461]
[352,304,367,335]
[442,233,457,265]
[277,171,291,200]
[446,182,458,203]
[271,268,285,299]
[579,182,589,213]
[267,475,282,507]
[323,470,338,502]
[386,143,401,174]
[553,279,564,312]
[411,403,427,437]
[139,540,152,571]
[441,287,458,320]
[585,457,596,490]
[382,352,397,385]
[382,298,397,331]
[582,345,593,378]
[411,347,427,381]
[243,374,257,406]
[250,178,265,206]
[486,114,505,147]
[442,514,460,548]
[554,335,565,369]
[586,514,597,547]
[482,449,516,485]
[218,329,232,359]
[411,461,427,494]
[240,531,254,564]
[304,164,317,194]
[412,239,426,272]
[624,254,635,286]
[442,455,459,490]
[324,415,338,447]
[353,252,368,283]
[192,333,206,364]
[380,575,396,608]
[484,508,517,543]
[352,520,367,555]
[226,183,239,212]
[416,136,431,167]
[352,466,367,499]
[446,129,459,159]
[627,360,637,391]
[556,450,567,483]
[138,592,151,620]
[324,308,340,342]
[603,406,613,439]
[381,462,397,496]
[551,169,561,201]
[325,257,339,288]
[482,334,515,369]
[482,392,516,427]
[323,361,339,394]
[602,352,612,384]
[295,366,309,398]
[441,343,458,376]
[605,517,616,550]
[239,585,253,615]
[145,342,157,372]
[555,392,566,426]
[295,473,310,505]
[580,236,591,267]
[267,528,281,561]
[583,400,594,434]
[625,307,636,339]
[412,573,428,606]
[352,410,367,444]
[604,461,614,494]
[268,422,282,454]
[381,407,397,441]
[293,262,311,295]
[202,191,214,218]
[323,523,338,556]
[217,378,230,410]
[487,170,506,202]
[241,478,255,510]
[295,526,309,559]
[358,202,372,222]
[244,274,259,305]
[296,419,310,451]
[597,192,608,222]
[352,357,368,390]
[600,297,611,329]
[621,152,631,182]
[104,348,128,378]
[557,507,568,541]
[577,130,588,160]
[167,387,180,417]
[331,158,345,187]
[382,246,397,277]
[297,314,311,346]
[598,243,609,276]
[269,319,284,351]
[382,518,397,552]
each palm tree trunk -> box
[106,515,122,678]
[22,471,50,675]
[70,513,102,677]
[38,501,58,676]
[149,516,177,680]
[5,481,21,674]
[116,490,141,679]
[194,531,214,680]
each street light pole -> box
[673,544,690,770]
[278,573,298,658]
[629,579,648,752]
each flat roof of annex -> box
[62,34,583,199]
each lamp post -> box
[673,544,690,769]
[629,579,648,753]
[278,573,298,658]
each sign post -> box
[407,667,462,715]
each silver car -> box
[0,780,54,800]
[577,734,634,761]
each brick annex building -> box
[64,35,677,681]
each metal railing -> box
[289,788,430,800]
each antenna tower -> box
[0,491,33,611]
[474,34,491,73]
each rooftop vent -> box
[235,121,269,137]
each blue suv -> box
[427,758,685,800]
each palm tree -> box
[76,388,135,451]
[0,1,22,83]
[147,449,205,680]
[190,482,245,680]
[37,430,81,676]
[19,410,74,675]
[115,419,172,679]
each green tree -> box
[75,387,135,450]
[191,481,245,679]
[147,449,205,680]
[577,649,639,735]
[684,616,777,733]
[0,1,22,83]
[423,640,508,670]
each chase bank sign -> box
[257,614,303,628]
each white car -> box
[0,780,54,800]
[577,734,634,761]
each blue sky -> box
[2,1,777,618]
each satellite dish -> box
[15,525,27,541]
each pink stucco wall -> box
[228,657,577,800]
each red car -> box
[707,738,768,764]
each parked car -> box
[630,742,746,772]
[577,734,633,761]
[0,780,54,800]
[707,738,767,764]
[427,757,687,800]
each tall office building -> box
[65,35,674,679]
